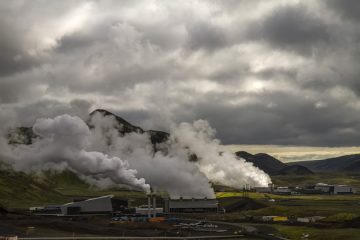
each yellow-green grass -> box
[0,168,148,209]
[216,191,360,201]
[216,191,360,218]
[272,224,360,240]
[272,173,360,190]
[0,170,70,208]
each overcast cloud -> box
[1,0,360,147]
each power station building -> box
[164,198,218,213]
[60,195,114,215]
[31,195,219,216]
[30,195,120,216]
[315,183,354,194]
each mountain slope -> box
[90,109,170,147]
[276,165,313,175]
[289,154,360,173]
[0,166,70,208]
[236,151,287,175]
[236,151,313,176]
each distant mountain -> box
[236,151,287,175]
[236,151,313,176]
[276,165,313,175]
[289,154,360,173]
[89,109,144,134]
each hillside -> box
[276,165,313,175]
[236,151,313,176]
[0,165,148,209]
[236,151,286,175]
[289,154,360,173]
[0,165,70,208]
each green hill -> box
[0,166,70,208]
[0,162,147,209]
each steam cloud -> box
[1,112,271,198]
[87,112,271,197]
[10,115,150,192]
[171,120,271,188]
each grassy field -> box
[217,191,360,200]
[217,191,360,217]
[0,168,148,208]
[216,190,360,239]
[0,168,70,208]
[2,166,360,239]
[272,173,360,189]
[270,224,360,240]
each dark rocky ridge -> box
[89,109,169,146]
[236,151,313,176]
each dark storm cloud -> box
[1,0,360,147]
[14,99,93,126]
[0,19,40,77]
[326,0,360,21]
[249,4,331,55]
[186,21,228,51]
[184,91,360,146]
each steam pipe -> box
[147,195,151,218]
[153,194,156,218]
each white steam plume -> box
[89,113,215,198]
[171,120,271,188]
[10,115,150,192]
[88,113,271,197]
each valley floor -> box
[2,172,360,239]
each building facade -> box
[315,183,354,194]
[60,195,113,215]
[164,198,218,213]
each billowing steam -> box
[171,120,271,188]
[10,115,150,193]
[87,112,271,197]
[88,113,216,198]
[1,112,271,198]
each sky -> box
[223,145,360,163]
[1,0,360,159]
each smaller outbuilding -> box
[274,187,291,195]
[164,198,218,213]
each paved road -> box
[18,236,245,240]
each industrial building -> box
[30,195,116,216]
[135,207,163,216]
[314,183,354,194]
[274,187,291,195]
[60,195,113,215]
[30,195,219,216]
[254,183,275,193]
[254,184,291,194]
[164,198,218,213]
